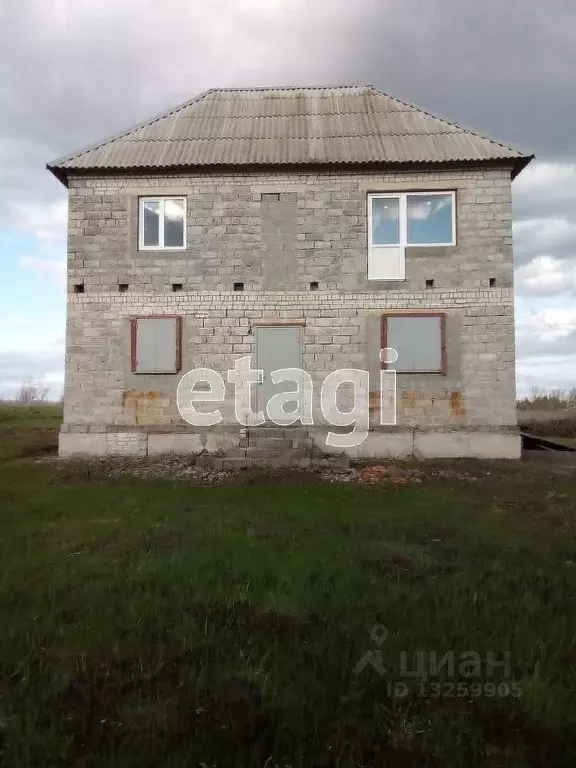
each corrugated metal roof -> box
[47,86,532,181]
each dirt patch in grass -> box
[357,463,424,484]
[43,655,435,768]
[34,452,576,494]
[471,697,576,767]
[373,549,417,574]
[0,425,59,461]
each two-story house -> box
[48,86,532,461]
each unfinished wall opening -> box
[261,192,280,202]
[74,283,84,294]
[118,283,129,293]
[425,279,434,289]
[172,283,183,292]
[489,277,496,287]
[234,282,244,292]
[310,281,319,291]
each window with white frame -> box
[381,313,446,374]
[368,191,455,280]
[139,197,186,250]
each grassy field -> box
[0,402,62,461]
[517,405,576,442]
[547,436,576,448]
[0,406,575,766]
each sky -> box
[0,0,575,399]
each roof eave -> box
[511,153,535,180]
[48,156,531,181]
[46,162,69,187]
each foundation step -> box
[228,447,308,459]
[243,437,294,450]
[244,426,310,439]
[191,425,351,470]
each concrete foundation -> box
[106,432,147,456]
[413,431,521,459]
[58,433,107,456]
[59,428,521,460]
[148,433,204,455]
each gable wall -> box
[61,166,519,456]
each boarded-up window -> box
[131,317,182,373]
[382,314,445,373]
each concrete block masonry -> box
[59,428,521,460]
[413,432,521,460]
[148,433,204,455]
[59,433,107,456]
[66,167,514,294]
[62,289,517,434]
[60,165,520,460]
[106,432,147,456]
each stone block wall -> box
[61,165,519,458]
[66,166,514,293]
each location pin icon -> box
[371,624,388,646]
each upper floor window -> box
[139,197,186,250]
[367,191,455,280]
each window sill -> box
[132,370,179,375]
[138,247,187,252]
[368,277,406,282]
[406,243,456,249]
[387,370,447,377]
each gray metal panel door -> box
[136,318,177,373]
[256,326,302,420]
[388,316,442,372]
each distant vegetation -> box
[516,387,576,440]
[517,386,576,412]
[0,378,62,406]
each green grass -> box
[0,402,63,427]
[543,436,576,448]
[519,413,576,439]
[0,417,575,765]
[0,403,61,461]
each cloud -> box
[0,337,64,400]
[516,358,576,395]
[515,306,576,393]
[513,163,576,222]
[516,256,576,297]
[511,162,576,390]
[18,255,66,285]
[514,218,576,265]
[516,307,576,358]
[12,200,67,241]
[512,163,576,276]
[1,0,576,395]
